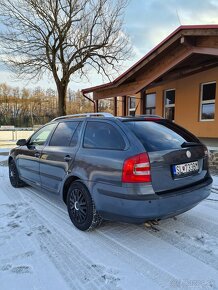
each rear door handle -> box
[34,152,41,158]
[64,155,72,162]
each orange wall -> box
[119,67,218,138]
[117,93,141,116]
[117,96,123,116]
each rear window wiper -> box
[181,142,201,148]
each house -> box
[82,25,218,145]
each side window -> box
[200,82,216,121]
[29,123,56,146]
[83,122,126,150]
[70,122,82,147]
[145,93,156,115]
[128,96,136,116]
[49,121,79,147]
[164,89,175,121]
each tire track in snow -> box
[94,228,179,290]
[24,207,122,290]
[147,219,218,275]
[203,202,218,211]
[4,174,218,290]
[1,179,121,290]
[179,208,218,235]
[21,187,181,290]
[211,187,218,194]
[0,177,28,205]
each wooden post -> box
[114,97,117,116]
[95,100,99,112]
[122,96,127,116]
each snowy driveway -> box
[0,151,218,290]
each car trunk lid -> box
[148,146,206,192]
[123,119,208,193]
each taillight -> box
[122,153,151,183]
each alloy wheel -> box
[69,188,88,223]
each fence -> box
[0,129,34,142]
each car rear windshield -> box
[124,120,200,152]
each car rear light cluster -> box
[122,153,151,183]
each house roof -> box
[82,25,218,95]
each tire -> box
[9,159,26,188]
[67,181,102,231]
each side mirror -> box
[16,139,27,146]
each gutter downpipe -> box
[82,92,97,113]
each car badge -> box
[186,150,191,158]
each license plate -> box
[172,161,199,177]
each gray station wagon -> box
[8,113,212,231]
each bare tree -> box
[0,0,131,116]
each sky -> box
[1,0,218,92]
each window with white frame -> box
[144,93,156,115]
[200,82,216,121]
[128,96,136,116]
[164,89,175,121]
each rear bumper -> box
[95,176,213,223]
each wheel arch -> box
[8,156,13,165]
[62,175,81,204]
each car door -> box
[40,121,83,193]
[17,123,57,186]
[75,119,130,186]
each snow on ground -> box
[0,149,218,290]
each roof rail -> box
[52,112,114,122]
